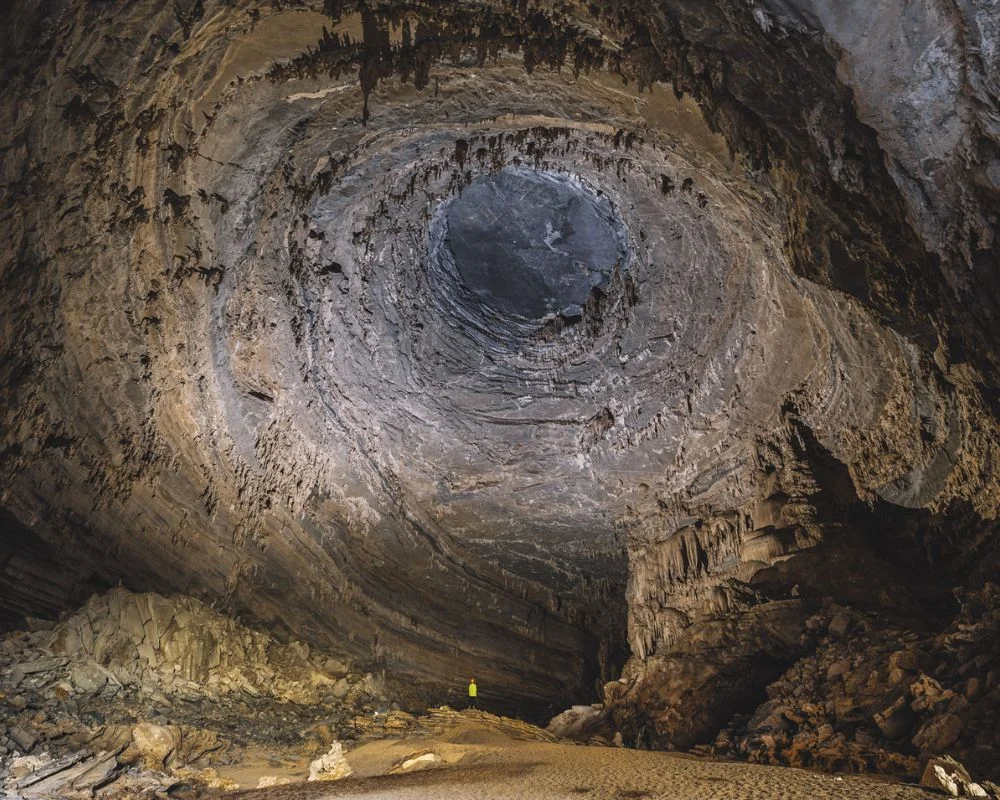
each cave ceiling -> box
[1,0,998,713]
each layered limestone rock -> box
[10,586,357,703]
[1,0,998,780]
[0,587,396,796]
[0,587,568,796]
[553,590,999,783]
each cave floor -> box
[218,719,939,800]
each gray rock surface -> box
[0,0,998,780]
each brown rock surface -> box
[696,587,1000,781]
[0,587,395,795]
[0,0,999,790]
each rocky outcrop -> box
[31,586,353,704]
[565,587,996,785]
[0,587,396,795]
[546,705,610,742]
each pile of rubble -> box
[711,586,1000,786]
[7,586,357,704]
[545,586,999,796]
[0,587,392,797]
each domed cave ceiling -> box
[1,0,999,752]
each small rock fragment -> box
[257,775,294,788]
[8,725,38,752]
[308,741,352,782]
[389,751,442,774]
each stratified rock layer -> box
[0,587,397,796]
[1,0,998,772]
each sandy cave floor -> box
[211,719,942,800]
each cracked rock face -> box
[1,0,998,759]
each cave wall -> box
[1,0,998,735]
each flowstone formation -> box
[1,0,999,787]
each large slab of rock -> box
[388,751,442,774]
[919,756,989,798]
[7,658,69,689]
[547,705,608,740]
[3,750,119,799]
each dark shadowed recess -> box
[0,509,111,632]
[446,168,624,321]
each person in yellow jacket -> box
[468,677,478,709]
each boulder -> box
[873,695,915,740]
[748,702,796,733]
[68,663,107,695]
[126,723,180,769]
[308,741,353,782]
[888,667,909,685]
[919,755,988,797]
[173,726,223,764]
[323,657,350,676]
[913,713,964,753]
[547,705,607,739]
[7,657,70,688]
[910,674,949,712]
[388,751,442,774]
[828,612,853,637]
[889,649,925,673]
[8,725,38,752]
[826,659,852,679]
[257,775,294,788]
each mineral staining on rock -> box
[1,0,999,792]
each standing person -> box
[468,677,478,709]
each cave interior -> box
[1,0,999,792]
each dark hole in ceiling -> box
[445,168,625,320]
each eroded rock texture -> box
[0,586,415,796]
[1,0,998,776]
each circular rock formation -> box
[444,168,625,320]
[1,0,998,769]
